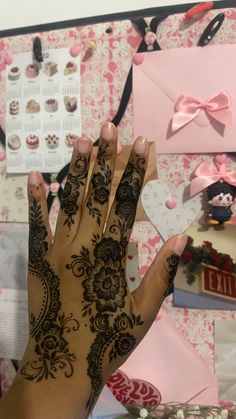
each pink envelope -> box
[120,309,218,404]
[133,44,236,154]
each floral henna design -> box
[85,313,143,411]
[114,158,145,232]
[86,141,112,225]
[21,314,79,381]
[66,236,128,313]
[61,154,89,230]
[83,259,127,312]
[28,199,48,267]
[66,154,147,412]
[21,200,79,382]
[163,254,180,298]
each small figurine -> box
[207,181,236,225]
[190,154,236,225]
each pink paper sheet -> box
[133,44,236,154]
[121,309,218,404]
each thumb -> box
[132,234,189,322]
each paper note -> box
[133,45,236,154]
[0,223,28,290]
[215,319,236,402]
[0,289,28,359]
[6,48,81,173]
[89,385,127,419]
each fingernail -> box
[101,122,117,141]
[134,136,148,155]
[77,136,92,154]
[28,171,41,185]
[172,234,189,256]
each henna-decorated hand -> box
[0,123,188,419]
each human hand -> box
[1,123,188,419]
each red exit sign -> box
[202,266,236,301]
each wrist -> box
[0,372,97,419]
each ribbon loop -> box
[190,161,236,196]
[172,90,232,133]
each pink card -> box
[120,309,218,404]
[133,44,236,154]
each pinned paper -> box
[0,288,28,359]
[141,180,202,241]
[0,165,28,222]
[215,319,236,402]
[0,223,28,289]
[120,309,218,404]
[133,45,236,154]
[90,384,127,418]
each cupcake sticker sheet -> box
[6,48,81,173]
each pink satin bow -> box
[172,90,232,133]
[190,161,236,196]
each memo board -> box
[0,1,236,412]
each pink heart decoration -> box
[165,197,177,209]
[70,45,81,57]
[107,369,161,408]
[133,53,144,65]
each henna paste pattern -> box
[21,313,79,381]
[61,155,89,230]
[21,199,79,382]
[163,254,180,298]
[67,155,146,412]
[86,141,112,225]
[114,159,145,232]
[67,237,128,313]
[86,313,143,411]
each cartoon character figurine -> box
[207,181,236,225]
[190,154,236,225]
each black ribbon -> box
[0,126,5,147]
[33,36,43,63]
[94,15,167,143]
